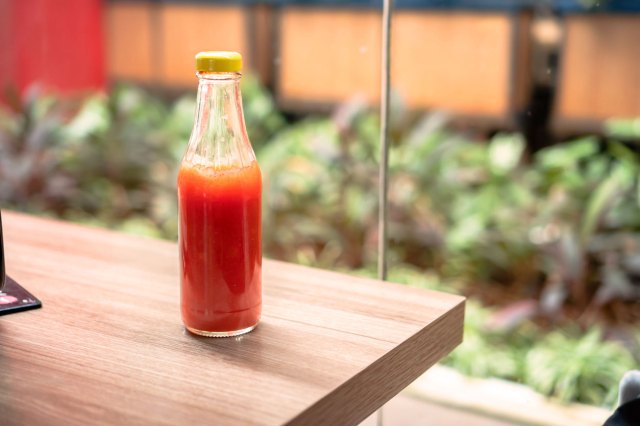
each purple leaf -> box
[486,299,538,332]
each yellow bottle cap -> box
[195,51,242,73]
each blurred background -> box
[1,0,639,421]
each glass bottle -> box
[178,52,262,337]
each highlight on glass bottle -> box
[178,51,262,337]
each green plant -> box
[525,328,635,406]
[0,90,70,214]
[261,106,640,327]
[0,78,285,240]
[259,102,380,269]
[444,304,637,406]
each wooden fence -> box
[104,1,640,133]
[553,14,640,133]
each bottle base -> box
[186,324,257,338]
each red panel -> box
[0,0,105,102]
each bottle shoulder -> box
[177,158,261,194]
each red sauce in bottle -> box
[178,160,262,335]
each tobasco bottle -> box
[178,51,262,337]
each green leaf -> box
[605,118,640,139]
[63,95,109,141]
[447,216,485,251]
[580,165,628,245]
[535,137,599,171]
[525,329,635,406]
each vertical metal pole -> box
[377,0,393,425]
[378,0,393,285]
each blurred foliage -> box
[0,78,284,237]
[261,102,640,329]
[442,298,638,407]
[0,85,180,237]
[1,82,639,406]
[525,328,635,406]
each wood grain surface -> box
[158,4,248,87]
[0,212,464,425]
[277,9,523,120]
[104,3,251,87]
[105,2,154,82]
[556,15,640,122]
[278,8,382,105]
[392,11,513,115]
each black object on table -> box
[0,210,42,315]
[0,276,42,316]
[1,209,5,291]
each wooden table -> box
[0,212,464,425]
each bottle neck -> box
[195,72,246,138]
[195,71,242,100]
[184,72,254,169]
